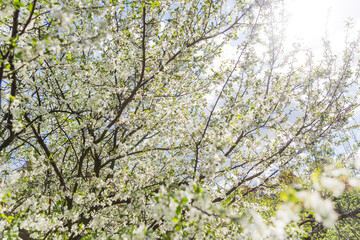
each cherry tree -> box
[0,0,360,239]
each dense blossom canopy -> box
[0,0,360,239]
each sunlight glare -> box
[285,0,336,48]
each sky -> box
[285,0,360,51]
[212,0,360,157]
[217,0,360,66]
[286,0,360,155]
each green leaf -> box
[180,197,188,204]
[27,2,33,11]
[13,0,25,9]
[176,205,182,215]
